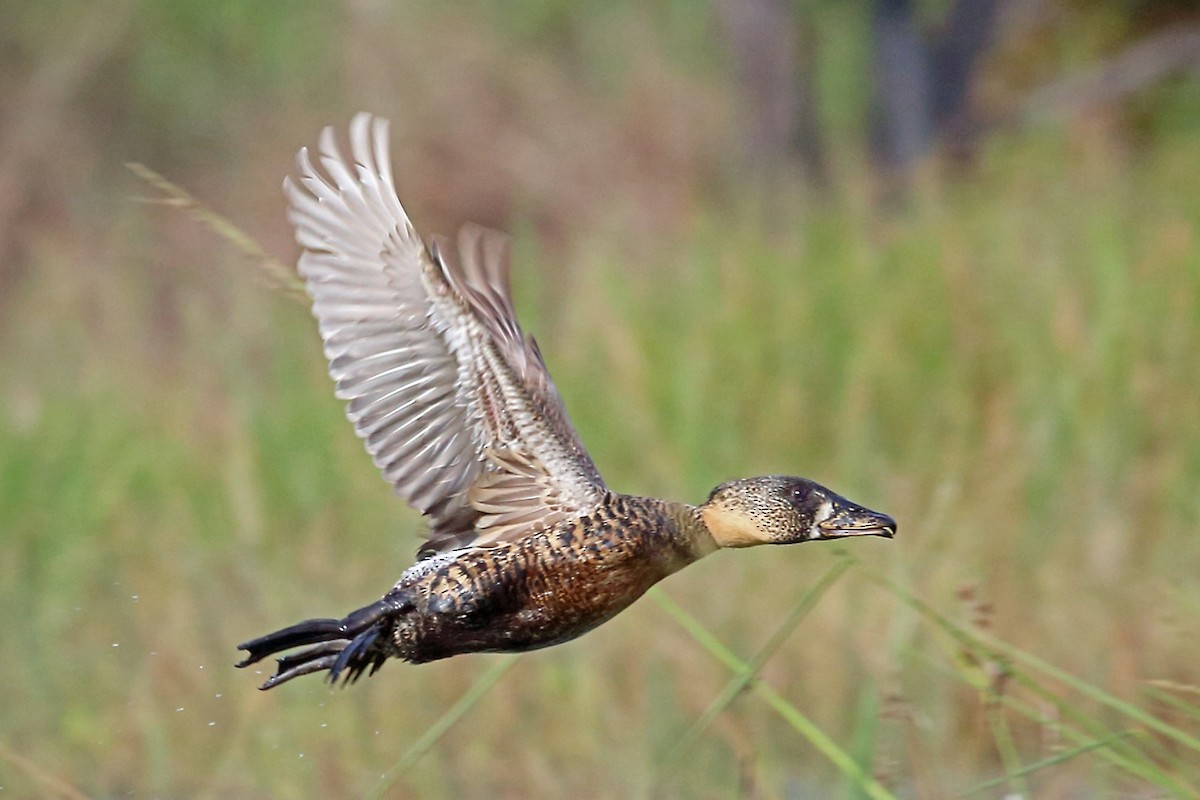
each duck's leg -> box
[236,592,412,690]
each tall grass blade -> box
[849,557,1200,752]
[657,557,852,773]
[0,741,91,800]
[853,558,1200,796]
[125,162,309,302]
[910,647,1185,793]
[363,656,519,800]
[843,681,881,800]
[1145,685,1200,725]
[649,585,898,800]
[958,733,1134,797]
[985,697,1029,797]
[1004,671,1198,795]
[1006,646,1200,755]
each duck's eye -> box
[790,486,809,503]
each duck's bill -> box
[817,499,897,539]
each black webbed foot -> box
[329,626,385,685]
[236,593,410,690]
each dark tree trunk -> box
[717,0,828,189]
[870,0,1004,172]
[932,0,1003,154]
[870,0,933,172]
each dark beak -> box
[817,496,896,539]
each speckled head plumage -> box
[699,476,896,549]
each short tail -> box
[236,594,410,690]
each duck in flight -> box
[236,114,896,690]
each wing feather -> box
[285,113,606,557]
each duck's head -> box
[699,476,896,549]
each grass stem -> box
[650,583,898,800]
[362,656,519,800]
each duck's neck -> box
[661,500,722,562]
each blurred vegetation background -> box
[2,0,1199,797]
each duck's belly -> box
[392,527,677,663]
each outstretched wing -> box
[285,114,606,557]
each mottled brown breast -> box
[390,494,702,663]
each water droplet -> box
[208,721,216,727]
[131,595,139,602]
[176,707,184,712]
[112,643,120,648]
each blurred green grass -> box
[3,1,1200,797]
